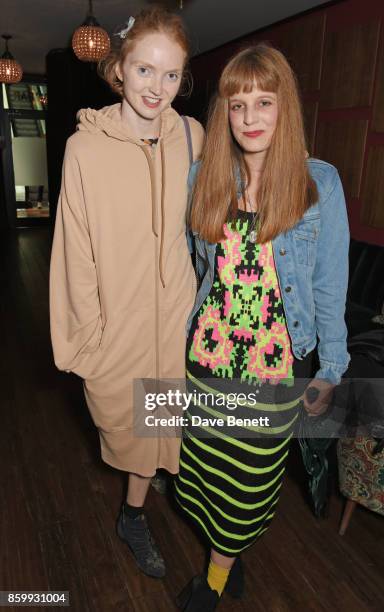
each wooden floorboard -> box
[1,227,383,612]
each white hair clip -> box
[115,17,135,39]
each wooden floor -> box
[1,227,383,612]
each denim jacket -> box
[186,158,350,385]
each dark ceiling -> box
[2,0,329,75]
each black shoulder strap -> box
[181,115,193,166]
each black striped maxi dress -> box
[174,211,312,556]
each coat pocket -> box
[71,318,111,379]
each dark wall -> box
[46,48,118,220]
[180,0,384,247]
[0,137,8,230]
[0,105,17,230]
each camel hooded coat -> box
[50,103,204,475]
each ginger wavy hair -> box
[191,43,318,244]
[99,5,190,97]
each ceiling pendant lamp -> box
[72,0,110,62]
[0,35,23,84]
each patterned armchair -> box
[337,436,384,535]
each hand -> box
[303,379,335,417]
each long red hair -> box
[191,44,318,243]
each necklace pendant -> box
[249,229,258,243]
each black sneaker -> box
[116,503,166,578]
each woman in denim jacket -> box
[175,44,349,611]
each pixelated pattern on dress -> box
[189,214,293,384]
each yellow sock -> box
[207,560,230,596]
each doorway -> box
[0,80,49,227]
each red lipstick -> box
[243,130,264,138]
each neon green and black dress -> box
[175,210,312,556]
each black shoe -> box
[176,575,219,611]
[225,556,244,598]
[116,503,166,578]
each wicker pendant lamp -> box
[0,35,23,84]
[72,0,110,62]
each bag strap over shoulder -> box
[181,115,193,166]
[181,115,194,252]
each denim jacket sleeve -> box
[312,167,350,384]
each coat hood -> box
[76,102,180,144]
[76,102,190,288]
